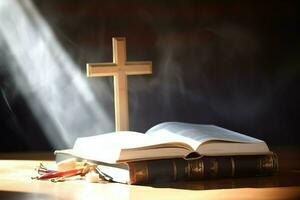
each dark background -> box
[0,0,299,152]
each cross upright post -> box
[87,37,152,131]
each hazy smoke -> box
[0,0,113,148]
[0,0,297,148]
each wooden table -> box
[0,147,299,200]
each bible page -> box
[146,122,265,147]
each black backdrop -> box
[0,0,299,151]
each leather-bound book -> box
[127,153,278,185]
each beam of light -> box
[0,0,113,148]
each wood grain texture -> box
[87,37,152,131]
[0,161,298,200]
[0,147,299,199]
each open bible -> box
[55,122,277,184]
[56,122,270,164]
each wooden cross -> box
[86,37,152,131]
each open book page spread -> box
[130,132,200,150]
[146,122,269,155]
[75,131,198,149]
[73,131,145,163]
[70,122,269,162]
[72,131,193,162]
[146,122,265,144]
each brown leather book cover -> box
[128,153,278,185]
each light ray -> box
[0,0,113,148]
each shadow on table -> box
[147,146,300,190]
[0,191,56,200]
[146,170,300,190]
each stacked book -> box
[55,122,278,185]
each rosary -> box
[32,159,109,183]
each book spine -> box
[128,154,278,185]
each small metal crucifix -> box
[87,37,152,131]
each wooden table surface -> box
[0,147,299,200]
